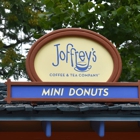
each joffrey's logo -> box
[52,43,97,72]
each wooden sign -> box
[26,28,122,82]
[6,28,136,104]
[5,80,140,103]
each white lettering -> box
[69,88,75,96]
[53,88,63,96]
[42,88,50,96]
[83,88,92,96]
[76,88,83,96]
[91,88,98,96]
[42,88,64,96]
[103,88,109,96]
[98,88,103,96]
[69,88,109,97]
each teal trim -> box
[0,115,140,121]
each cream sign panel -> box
[34,37,113,82]
[26,28,122,82]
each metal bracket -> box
[90,121,105,137]
[42,121,51,137]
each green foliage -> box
[0,0,45,80]
[1,0,140,81]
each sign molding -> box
[5,79,140,104]
[26,28,122,82]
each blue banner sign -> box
[5,80,140,103]
[11,85,138,99]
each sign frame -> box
[5,79,140,104]
[26,28,122,82]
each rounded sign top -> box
[26,28,122,82]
